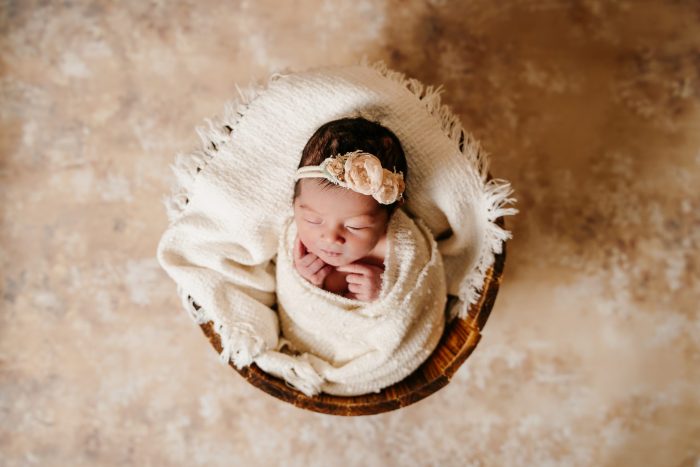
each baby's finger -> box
[299,238,308,256]
[347,282,363,293]
[345,273,367,285]
[354,293,369,302]
[300,253,318,268]
[307,257,326,274]
[293,236,304,261]
[312,265,333,282]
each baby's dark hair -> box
[293,117,408,217]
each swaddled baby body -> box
[257,117,446,396]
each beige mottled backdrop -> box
[1,1,699,466]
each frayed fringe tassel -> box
[281,355,324,397]
[483,178,519,254]
[177,287,267,369]
[256,352,324,397]
[178,289,207,323]
[451,179,518,320]
[217,322,265,369]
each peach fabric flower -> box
[324,157,346,182]
[343,151,384,195]
[374,169,404,204]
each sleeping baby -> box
[260,117,448,396]
[291,119,406,302]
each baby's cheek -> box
[296,227,319,254]
[294,222,308,240]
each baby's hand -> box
[293,235,334,288]
[335,263,384,302]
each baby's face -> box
[293,179,389,267]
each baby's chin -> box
[318,254,347,267]
[325,257,353,267]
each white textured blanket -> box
[253,208,445,396]
[156,60,517,396]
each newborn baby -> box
[290,118,406,302]
[258,117,447,396]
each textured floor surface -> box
[1,1,699,466]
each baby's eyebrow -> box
[298,204,319,213]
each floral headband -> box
[294,150,405,205]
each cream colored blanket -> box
[253,208,445,396]
[156,60,517,397]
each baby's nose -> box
[322,228,345,244]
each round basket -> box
[196,216,506,416]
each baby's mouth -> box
[321,248,342,257]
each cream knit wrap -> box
[253,208,445,396]
[156,60,517,396]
